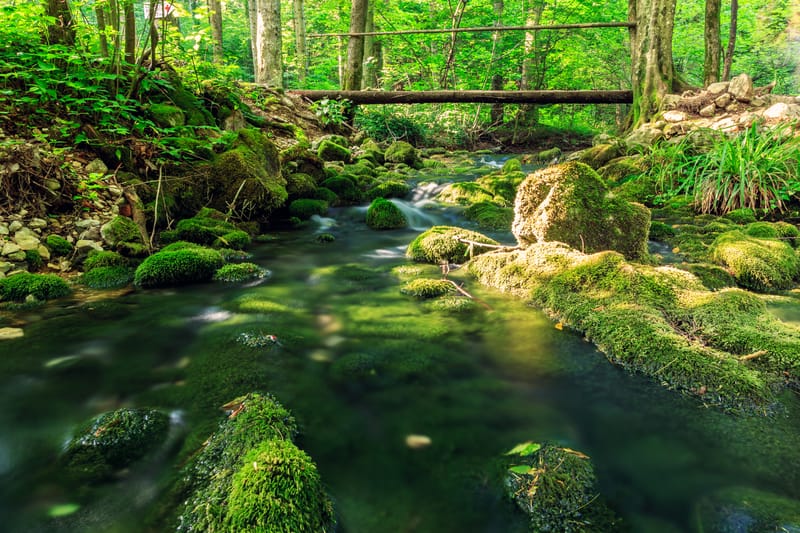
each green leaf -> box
[508,465,535,475]
[505,441,542,457]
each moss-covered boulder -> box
[213,262,271,283]
[200,129,287,221]
[0,272,71,302]
[361,139,385,165]
[147,103,185,128]
[406,226,499,264]
[597,156,645,186]
[61,408,170,483]
[437,182,496,206]
[317,139,352,162]
[400,278,454,299]
[464,202,514,231]
[366,198,407,230]
[134,245,224,288]
[504,442,620,532]
[285,172,317,199]
[45,234,73,256]
[176,393,335,533]
[385,140,421,168]
[710,230,799,292]
[366,180,410,200]
[512,162,651,261]
[80,266,136,289]
[289,199,329,220]
[172,209,251,250]
[572,141,625,169]
[694,486,800,533]
[100,215,144,249]
[280,146,326,182]
[320,175,361,205]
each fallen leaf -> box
[555,322,563,330]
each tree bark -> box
[96,5,109,57]
[44,0,75,45]
[123,0,136,65]
[254,0,283,87]
[703,0,721,85]
[629,0,678,127]
[208,0,224,64]
[362,0,377,88]
[519,1,546,125]
[439,0,468,89]
[722,0,738,80]
[344,0,368,90]
[293,0,308,84]
[490,76,504,124]
[290,89,633,104]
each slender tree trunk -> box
[703,0,721,85]
[490,75,504,124]
[439,0,468,89]
[293,0,308,84]
[344,0,368,90]
[44,0,75,45]
[520,1,545,125]
[629,0,677,127]
[255,0,283,87]
[208,0,224,64]
[248,0,258,79]
[123,0,136,65]
[362,0,376,88]
[96,5,109,57]
[722,0,738,80]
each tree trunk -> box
[344,0,368,90]
[722,0,738,80]
[293,0,308,84]
[439,0,467,89]
[629,0,678,127]
[290,89,632,104]
[703,0,721,85]
[490,75,504,124]
[44,0,75,45]
[123,0,136,65]
[254,0,283,87]
[96,5,109,57]
[247,0,258,79]
[362,0,377,88]
[208,0,224,64]
[519,1,545,125]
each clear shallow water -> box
[2,164,800,532]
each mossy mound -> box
[743,221,799,247]
[134,246,224,288]
[406,226,500,264]
[317,139,351,162]
[468,241,798,411]
[100,215,143,249]
[173,209,251,250]
[683,263,736,291]
[710,231,799,292]
[61,408,170,483]
[176,393,335,533]
[0,272,71,302]
[648,221,676,241]
[400,278,454,299]
[475,172,524,205]
[504,442,620,532]
[213,262,271,283]
[437,182,496,206]
[464,201,514,231]
[45,234,73,256]
[572,141,625,169]
[80,266,136,289]
[289,199,329,220]
[597,156,645,185]
[694,486,800,533]
[320,175,361,205]
[366,198,407,230]
[384,140,421,168]
[723,208,757,224]
[366,180,410,200]
[83,250,129,271]
[424,295,477,313]
[285,172,317,199]
[512,162,651,261]
[147,103,185,128]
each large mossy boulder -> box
[0,272,71,302]
[504,442,620,532]
[317,139,352,163]
[200,129,287,221]
[366,197,407,230]
[100,215,145,254]
[437,182,496,206]
[61,408,170,483]
[512,161,650,261]
[385,140,421,168]
[710,230,799,292]
[694,486,800,533]
[177,393,335,533]
[133,244,224,288]
[406,226,499,264]
[170,208,251,250]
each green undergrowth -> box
[468,241,800,412]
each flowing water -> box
[2,157,800,532]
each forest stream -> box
[2,156,800,533]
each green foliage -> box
[365,197,408,230]
[134,247,224,289]
[289,199,329,220]
[0,272,71,302]
[310,98,350,127]
[213,263,271,283]
[83,250,128,271]
[464,201,514,230]
[45,234,73,256]
[80,266,136,289]
[400,278,454,299]
[25,249,43,272]
[355,109,426,145]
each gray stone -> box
[0,261,12,273]
[28,218,47,229]
[8,220,23,232]
[714,93,731,108]
[728,73,754,102]
[763,102,800,120]
[79,227,101,241]
[37,244,51,261]
[85,158,109,175]
[661,94,682,109]
[107,185,123,198]
[663,110,687,123]
[7,251,26,261]
[44,179,61,191]
[706,82,729,95]
[0,224,8,235]
[2,242,21,256]
[699,104,717,117]
[75,219,100,230]
[224,109,248,131]
[14,228,40,250]
[624,126,664,148]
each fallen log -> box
[289,90,633,105]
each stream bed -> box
[2,158,800,532]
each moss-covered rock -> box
[464,201,514,230]
[25,249,43,272]
[83,250,128,271]
[683,263,736,290]
[366,198,407,230]
[504,442,620,532]
[572,141,625,169]
[361,139,385,165]
[100,215,143,249]
[475,172,524,205]
[534,147,562,162]
[317,139,352,163]
[437,182,496,206]
[0,272,71,302]
[173,210,251,250]
[285,172,317,199]
[400,278,454,299]
[512,162,651,261]
[384,140,421,168]
[710,230,799,292]
[61,408,170,483]
[213,262,271,283]
[134,246,224,288]
[45,234,73,256]
[320,175,361,205]
[723,208,757,224]
[280,146,326,182]
[406,226,499,264]
[597,156,645,186]
[289,199,329,220]
[648,220,676,241]
[147,103,185,128]
[80,266,136,289]
[366,180,411,200]
[694,486,800,533]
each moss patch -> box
[366,198,407,230]
[710,230,799,292]
[406,226,500,264]
[400,278,454,299]
[134,246,224,288]
[0,272,71,302]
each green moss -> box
[535,147,562,161]
[649,221,676,241]
[384,140,421,168]
[61,408,170,483]
[475,172,524,205]
[320,175,361,204]
[502,158,522,172]
[574,142,625,169]
[312,186,338,204]
[366,180,411,200]
[289,199,329,220]
[694,486,800,532]
[598,156,644,185]
[213,230,251,250]
[710,230,799,292]
[45,234,73,256]
[683,263,736,290]
[504,443,620,532]
[366,198,407,230]
[84,250,129,271]
[0,272,71,302]
[25,249,43,271]
[213,263,270,283]
[148,103,185,128]
[285,172,317,199]
[134,247,224,288]
[464,201,514,230]
[724,208,757,224]
[330,353,379,384]
[101,215,143,248]
[406,226,499,264]
[317,139,351,162]
[81,266,136,289]
[400,278,454,299]
[424,295,477,313]
[437,182,496,206]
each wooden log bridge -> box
[288,90,633,105]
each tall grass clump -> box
[648,122,800,214]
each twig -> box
[443,279,493,311]
[739,350,767,362]
[453,236,520,252]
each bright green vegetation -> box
[710,230,799,292]
[365,197,408,229]
[213,262,271,283]
[469,240,800,411]
[400,278,455,299]
[61,408,170,483]
[45,234,73,256]
[504,442,620,532]
[464,202,514,230]
[406,225,499,264]
[167,209,252,250]
[289,199,329,220]
[83,250,129,271]
[0,272,71,302]
[317,139,351,162]
[133,245,224,288]
[80,266,136,289]
[366,180,410,200]
[100,216,143,248]
[384,141,421,168]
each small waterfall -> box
[410,181,448,202]
[390,198,445,230]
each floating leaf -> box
[508,464,535,475]
[505,441,542,456]
[48,503,80,517]
[555,322,563,330]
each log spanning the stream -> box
[289,90,633,105]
